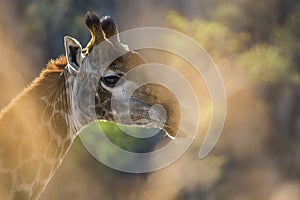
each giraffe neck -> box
[0,57,77,200]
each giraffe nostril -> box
[148,104,167,129]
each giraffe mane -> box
[26,56,68,91]
[45,56,67,73]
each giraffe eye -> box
[101,74,120,87]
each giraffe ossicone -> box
[0,12,181,200]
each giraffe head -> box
[64,12,180,138]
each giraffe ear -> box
[64,36,83,75]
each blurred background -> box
[0,0,300,199]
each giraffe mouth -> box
[109,99,164,127]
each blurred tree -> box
[275,5,300,74]
[167,11,249,61]
[166,1,300,199]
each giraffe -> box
[0,12,180,200]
